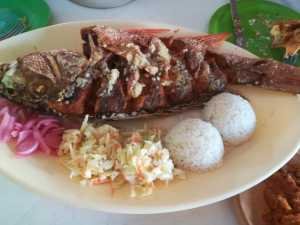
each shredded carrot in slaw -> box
[58,115,184,197]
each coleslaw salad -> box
[58,116,184,197]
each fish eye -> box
[28,79,49,97]
[34,84,47,94]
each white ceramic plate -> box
[1,20,300,214]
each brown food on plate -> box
[1,26,300,120]
[263,160,300,225]
[271,20,300,58]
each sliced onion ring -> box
[33,130,51,154]
[16,138,39,156]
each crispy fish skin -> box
[1,26,300,120]
[78,26,228,119]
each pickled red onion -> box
[0,108,14,141]
[16,137,39,156]
[0,98,64,156]
[16,130,32,145]
[15,117,64,156]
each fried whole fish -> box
[1,26,300,120]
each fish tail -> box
[211,52,300,94]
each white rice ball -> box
[201,93,256,146]
[164,119,224,171]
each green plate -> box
[209,0,300,66]
[0,0,51,34]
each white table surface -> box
[0,0,297,224]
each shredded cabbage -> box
[58,116,183,197]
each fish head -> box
[0,49,89,110]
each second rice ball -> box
[201,93,256,146]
